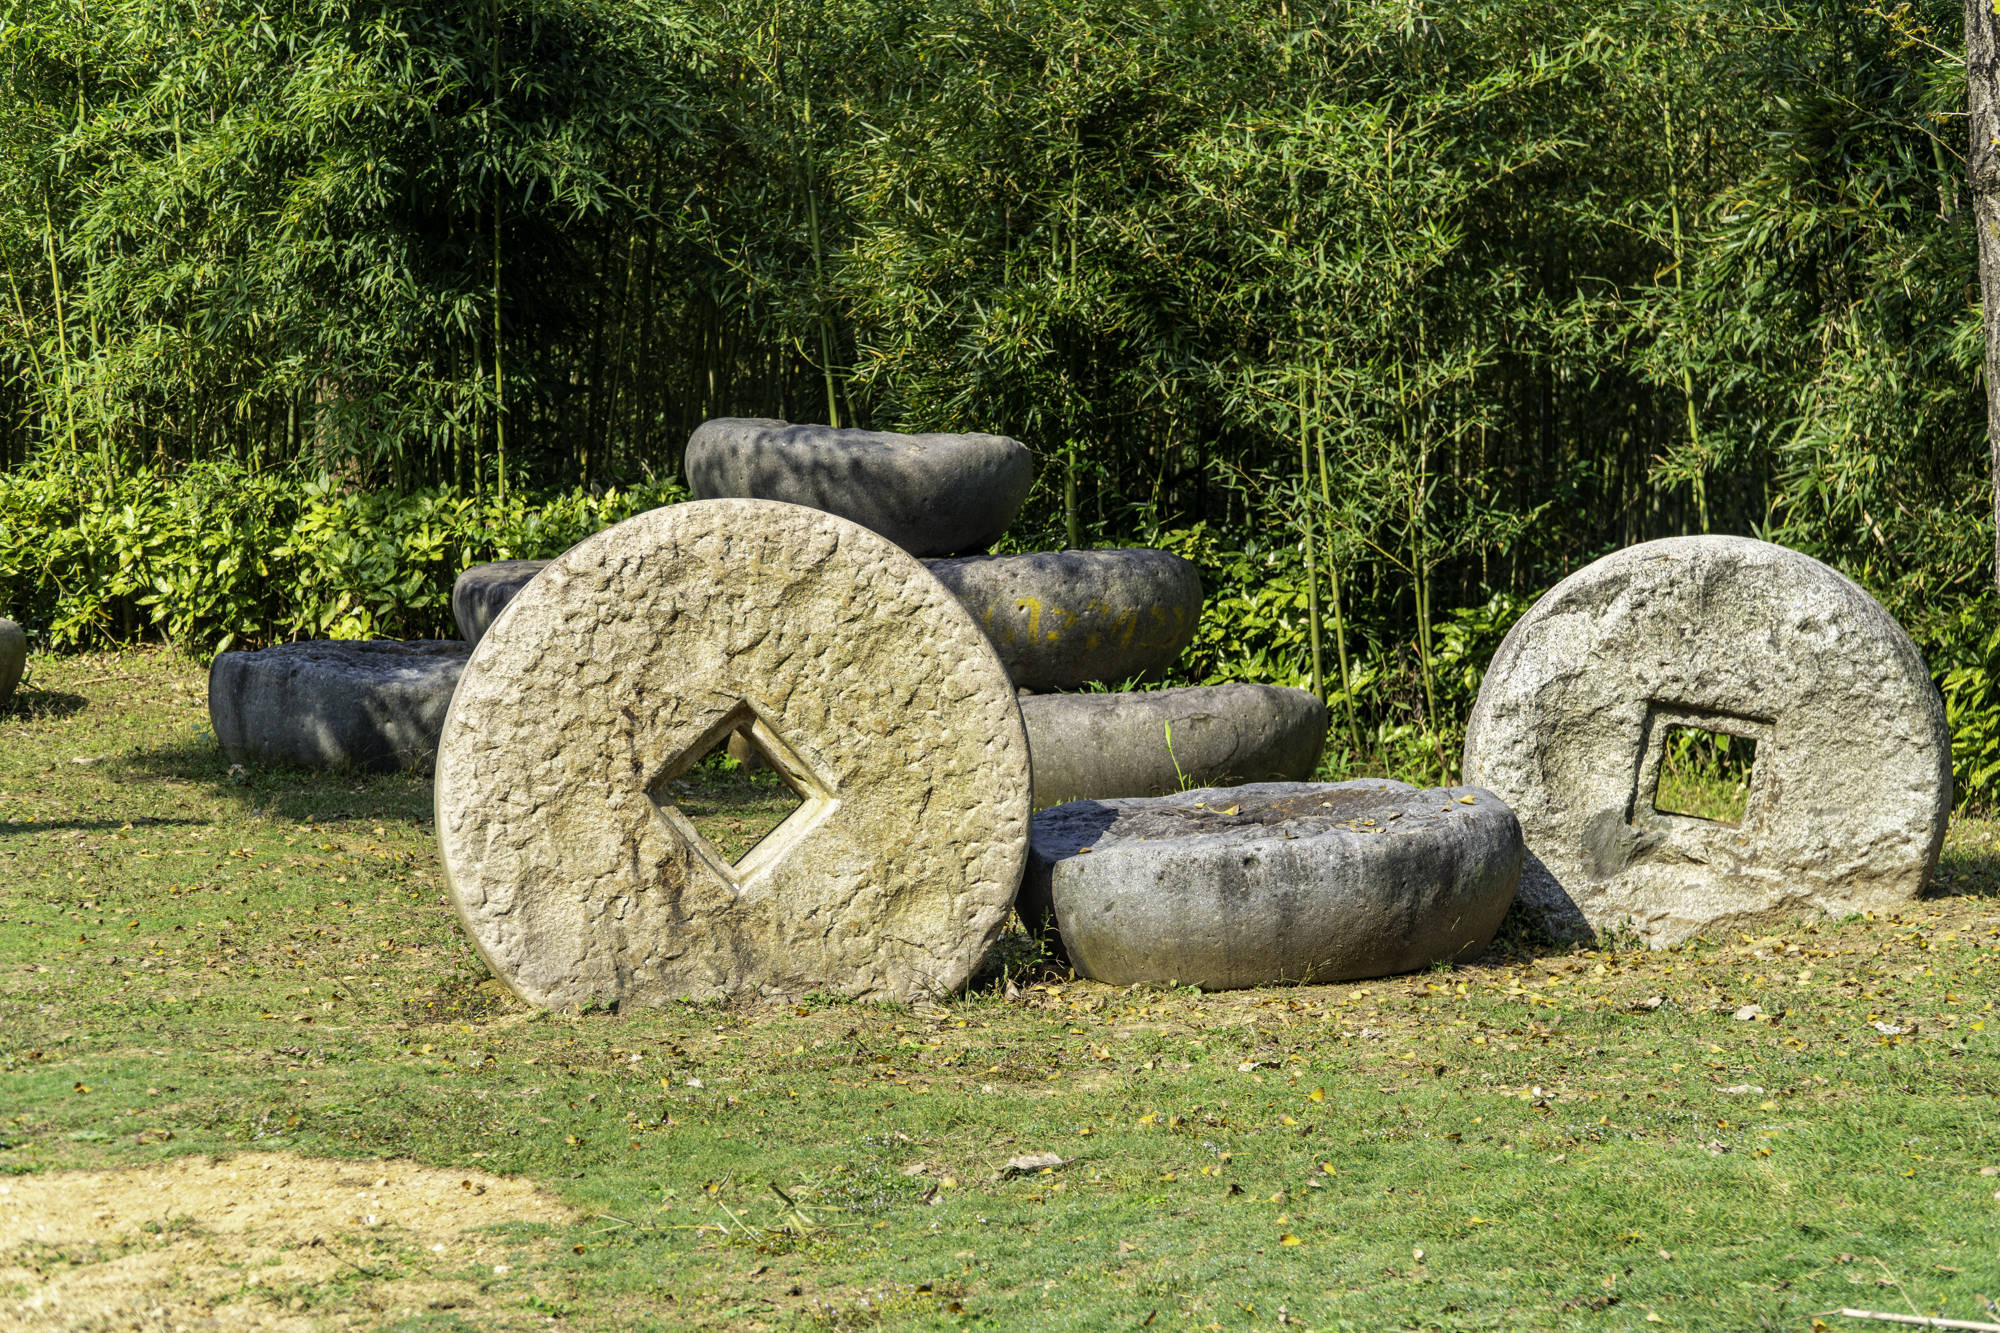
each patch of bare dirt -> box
[0,1151,576,1331]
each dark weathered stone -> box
[685,417,1033,556]
[1021,684,1327,807]
[1463,535,1951,945]
[0,618,24,712]
[208,640,470,774]
[1022,781,1521,989]
[925,549,1202,691]
[452,559,550,646]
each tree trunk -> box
[1969,0,2000,590]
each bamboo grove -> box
[3,0,1997,793]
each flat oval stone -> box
[1463,535,1950,945]
[925,549,1201,691]
[208,640,470,773]
[686,418,1033,556]
[434,499,1032,1009]
[1023,781,1522,989]
[0,618,23,712]
[1021,684,1327,807]
[453,559,549,646]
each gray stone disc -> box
[1023,781,1522,989]
[434,499,1033,1009]
[0,618,23,712]
[208,640,469,773]
[1462,536,1950,945]
[686,417,1033,556]
[452,559,550,646]
[925,548,1202,691]
[1022,684,1327,807]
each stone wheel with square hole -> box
[1462,535,1950,946]
[434,499,1032,1008]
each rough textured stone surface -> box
[453,559,550,646]
[1462,535,1951,946]
[209,640,470,773]
[0,618,23,712]
[686,418,1033,556]
[1021,684,1327,808]
[448,548,1204,693]
[434,499,1033,1010]
[925,548,1202,691]
[1022,781,1521,989]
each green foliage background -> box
[3,0,1997,799]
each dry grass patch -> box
[0,1152,575,1331]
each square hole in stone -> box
[1653,726,1756,826]
[657,731,807,867]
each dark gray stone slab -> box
[453,559,550,646]
[0,618,23,712]
[925,549,1201,691]
[209,640,470,774]
[686,418,1033,556]
[1023,781,1522,989]
[1022,684,1327,807]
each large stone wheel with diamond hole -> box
[435,499,1033,1008]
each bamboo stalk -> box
[1312,368,1361,760]
[1297,372,1324,700]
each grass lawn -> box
[3,647,1999,1331]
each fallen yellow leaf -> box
[1279,1233,1301,1247]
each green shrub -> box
[0,459,686,655]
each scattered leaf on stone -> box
[1733,1004,1763,1021]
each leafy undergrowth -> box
[2,648,1998,1331]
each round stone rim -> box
[1462,535,1950,944]
[434,499,1033,1008]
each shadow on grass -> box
[1932,829,2000,899]
[3,688,88,722]
[118,733,434,827]
[0,817,208,836]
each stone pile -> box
[687,418,1330,803]
[202,416,1945,1008]
[450,420,1329,801]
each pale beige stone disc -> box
[1463,536,1949,946]
[434,499,1032,1008]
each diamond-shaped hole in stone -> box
[646,702,840,887]
[652,728,816,860]
[657,728,808,868]
[1652,725,1756,827]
